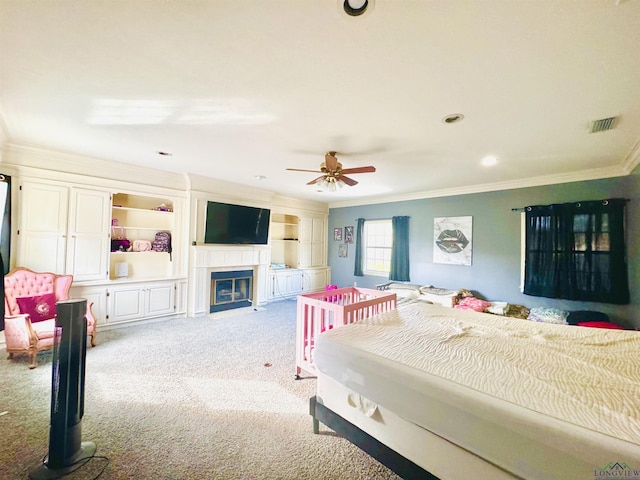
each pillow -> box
[504,304,530,319]
[454,297,492,312]
[16,293,57,323]
[485,301,508,315]
[567,310,610,325]
[527,307,569,325]
[577,321,624,330]
[387,283,421,292]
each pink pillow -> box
[578,321,624,330]
[454,297,492,312]
[16,293,57,323]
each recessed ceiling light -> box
[343,0,372,16]
[254,175,267,181]
[482,155,498,167]
[443,113,464,124]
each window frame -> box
[362,219,393,277]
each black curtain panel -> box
[389,216,410,282]
[524,198,629,304]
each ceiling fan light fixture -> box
[318,176,345,192]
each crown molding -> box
[621,138,640,174]
[328,165,629,209]
[2,143,189,191]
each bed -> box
[310,301,640,479]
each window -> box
[523,199,629,304]
[363,219,392,275]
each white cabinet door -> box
[66,188,110,281]
[18,181,68,273]
[108,285,145,323]
[298,218,312,267]
[19,181,110,280]
[301,268,328,292]
[108,281,177,324]
[311,217,325,267]
[269,270,303,298]
[298,217,326,268]
[145,282,175,317]
[70,285,108,326]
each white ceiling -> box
[1,0,639,206]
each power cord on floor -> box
[34,454,110,480]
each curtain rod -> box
[354,216,411,221]
[512,198,629,212]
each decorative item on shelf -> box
[110,219,131,252]
[152,203,173,212]
[115,262,129,278]
[132,240,152,252]
[151,231,172,260]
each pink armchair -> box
[4,267,97,368]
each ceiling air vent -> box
[589,116,618,133]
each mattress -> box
[313,302,640,479]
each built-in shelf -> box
[271,213,299,268]
[110,193,175,280]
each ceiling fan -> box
[286,152,376,191]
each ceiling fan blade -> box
[287,168,322,173]
[340,166,376,175]
[337,174,358,186]
[307,175,326,185]
[325,152,338,171]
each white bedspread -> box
[314,302,640,476]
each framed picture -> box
[333,227,343,241]
[338,244,348,258]
[433,216,473,265]
[344,226,354,244]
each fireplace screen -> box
[210,270,253,313]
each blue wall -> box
[328,173,640,328]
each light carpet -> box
[0,300,400,480]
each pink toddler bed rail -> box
[295,287,396,378]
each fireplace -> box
[210,270,253,313]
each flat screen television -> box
[204,201,270,245]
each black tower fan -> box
[29,299,96,480]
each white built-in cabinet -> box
[302,267,331,292]
[298,217,325,267]
[269,269,303,298]
[19,179,186,327]
[106,281,176,323]
[268,267,330,299]
[268,212,329,299]
[70,280,183,326]
[270,213,326,268]
[18,181,110,280]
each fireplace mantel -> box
[189,245,271,316]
